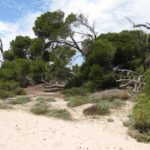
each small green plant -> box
[128,129,150,143]
[109,99,125,109]
[132,95,150,132]
[66,96,90,107]
[62,87,88,96]
[0,90,15,99]
[83,103,110,116]
[107,118,114,122]
[47,109,72,120]
[9,96,31,105]
[0,103,12,109]
[36,97,56,103]
[30,102,49,115]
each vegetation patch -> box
[36,97,56,103]
[0,81,26,99]
[83,103,110,116]
[128,129,150,143]
[8,96,31,105]
[47,109,72,120]
[62,87,88,97]
[0,103,12,109]
[30,102,49,115]
[107,118,114,122]
[66,96,90,107]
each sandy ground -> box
[0,101,150,150]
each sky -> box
[0,0,150,64]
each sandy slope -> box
[0,107,150,150]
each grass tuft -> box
[30,102,49,115]
[83,102,110,116]
[47,109,72,120]
[8,96,31,105]
[36,97,56,103]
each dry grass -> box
[30,102,49,115]
[83,103,110,116]
[8,96,31,105]
[46,109,72,120]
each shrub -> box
[30,102,49,115]
[0,80,18,91]
[0,90,15,99]
[36,97,56,103]
[62,87,88,96]
[109,99,125,109]
[9,96,31,105]
[107,118,114,122]
[83,103,110,116]
[0,80,26,99]
[144,69,150,98]
[30,60,48,83]
[128,129,150,143]
[132,95,150,132]
[66,96,90,107]
[0,103,12,109]
[47,109,72,120]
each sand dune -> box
[0,109,150,150]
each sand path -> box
[0,101,150,150]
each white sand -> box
[0,109,150,150]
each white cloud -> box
[1,0,150,50]
[0,12,41,50]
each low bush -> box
[47,109,72,120]
[132,95,150,132]
[0,80,26,99]
[62,87,88,96]
[83,103,110,116]
[36,97,56,103]
[109,99,125,109]
[9,96,31,105]
[30,102,49,115]
[128,129,150,143]
[0,103,12,109]
[0,90,15,99]
[66,96,90,107]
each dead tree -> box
[114,68,145,93]
[0,38,3,63]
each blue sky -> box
[0,0,150,64]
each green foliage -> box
[133,95,150,132]
[86,39,116,70]
[9,96,31,105]
[66,96,90,107]
[74,39,118,91]
[47,109,72,120]
[10,36,31,58]
[50,46,75,66]
[30,38,45,59]
[144,69,150,98]
[31,102,49,115]
[36,97,56,102]
[83,103,110,116]
[99,30,147,70]
[0,81,25,99]
[48,64,71,81]
[33,10,67,40]
[63,87,88,96]
[0,90,15,99]
[0,59,31,86]
[3,50,14,61]
[30,60,48,83]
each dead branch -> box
[114,68,145,93]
